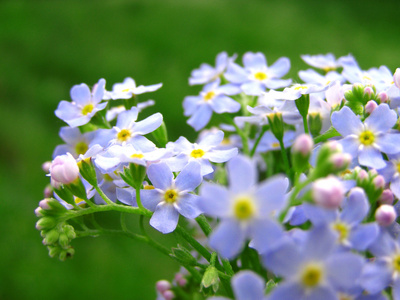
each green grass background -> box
[1,0,400,299]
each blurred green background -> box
[1,0,400,299]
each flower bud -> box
[372,175,385,189]
[365,100,378,114]
[375,204,397,227]
[378,91,389,103]
[162,290,175,300]
[174,273,187,287]
[379,189,394,205]
[292,134,314,157]
[364,86,374,97]
[42,161,52,173]
[312,176,345,209]
[394,68,400,89]
[44,185,53,198]
[201,266,220,293]
[156,280,171,294]
[330,152,351,170]
[36,216,57,231]
[50,153,79,184]
[43,229,60,245]
[357,169,369,182]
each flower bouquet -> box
[36,51,400,299]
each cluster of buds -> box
[35,198,76,260]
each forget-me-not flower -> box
[103,77,162,100]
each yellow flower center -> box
[331,221,350,243]
[103,174,114,181]
[254,72,268,81]
[164,189,179,204]
[81,103,94,115]
[393,254,400,272]
[396,162,400,174]
[75,142,88,155]
[203,91,216,101]
[300,263,324,288]
[131,153,144,159]
[74,197,86,207]
[294,85,308,91]
[359,130,375,146]
[322,66,336,73]
[117,129,132,142]
[144,185,155,190]
[190,149,205,158]
[233,196,255,220]
[271,142,280,148]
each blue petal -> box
[140,189,162,211]
[175,161,202,192]
[364,103,398,133]
[147,162,173,190]
[150,203,179,234]
[187,104,213,131]
[340,188,369,225]
[303,225,337,260]
[242,52,267,69]
[360,261,392,294]
[70,83,90,105]
[326,252,364,290]
[207,148,238,163]
[331,106,363,136]
[249,219,284,254]
[377,133,400,154]
[227,155,257,193]
[358,146,386,169]
[269,57,291,78]
[209,219,245,259]
[198,182,230,217]
[268,282,304,300]
[116,107,139,128]
[349,223,379,251]
[133,112,163,135]
[175,194,201,219]
[231,271,265,300]
[255,175,289,215]
[210,95,241,113]
[198,130,224,147]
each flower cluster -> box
[36,52,400,300]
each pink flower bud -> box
[42,161,52,173]
[365,100,378,114]
[44,186,53,198]
[378,91,389,103]
[325,140,343,153]
[162,290,175,300]
[364,86,374,97]
[174,273,187,287]
[312,176,345,209]
[379,189,394,205]
[394,68,400,89]
[39,199,51,210]
[330,153,352,169]
[368,169,378,176]
[35,207,44,217]
[372,175,385,189]
[50,153,79,184]
[156,280,171,294]
[357,169,369,182]
[375,204,397,227]
[292,134,314,156]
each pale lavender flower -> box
[141,161,203,234]
[103,77,162,100]
[331,104,400,169]
[53,127,97,158]
[55,79,107,127]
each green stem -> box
[195,214,212,237]
[302,114,309,134]
[135,187,145,211]
[250,127,268,157]
[93,185,115,206]
[278,138,291,178]
[222,115,249,155]
[175,225,211,262]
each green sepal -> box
[313,126,341,144]
[54,186,75,205]
[267,113,284,141]
[265,279,277,294]
[119,167,136,188]
[295,94,310,119]
[170,244,198,266]
[78,157,98,186]
[129,163,147,189]
[201,266,219,293]
[58,233,70,248]
[151,121,169,147]
[65,178,87,200]
[38,198,67,217]
[42,228,60,245]
[36,216,58,231]
[308,113,323,137]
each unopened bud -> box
[357,169,369,182]
[372,175,385,189]
[378,91,389,103]
[156,280,171,294]
[312,176,345,209]
[174,273,187,287]
[365,100,378,114]
[379,189,394,205]
[364,86,374,97]
[375,204,397,227]
[36,216,57,231]
[42,161,52,173]
[292,134,314,156]
[50,153,79,184]
[330,153,352,170]
[44,185,53,198]
[325,140,343,153]
[162,290,175,300]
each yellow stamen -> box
[331,221,350,243]
[81,104,94,115]
[75,142,88,155]
[233,196,255,220]
[144,185,155,190]
[164,189,178,204]
[254,72,267,81]
[393,254,400,272]
[322,66,336,73]
[300,263,324,288]
[117,129,132,142]
[131,153,144,159]
[359,130,375,146]
[190,149,205,158]
[203,91,216,101]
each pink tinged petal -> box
[147,162,173,190]
[207,148,238,163]
[325,81,344,108]
[198,130,224,147]
[358,147,387,169]
[92,78,106,104]
[150,203,179,234]
[132,112,163,135]
[376,133,400,154]
[116,107,139,128]
[140,189,163,211]
[326,252,364,290]
[227,155,257,193]
[331,106,363,136]
[364,103,398,133]
[198,182,230,217]
[175,194,201,219]
[209,219,245,259]
[243,52,267,69]
[211,95,241,113]
[187,104,213,131]
[175,161,202,192]
[231,271,265,300]
[268,57,290,78]
[255,175,289,215]
[70,83,91,105]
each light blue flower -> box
[90,107,162,150]
[183,78,241,131]
[263,225,364,300]
[199,155,289,259]
[165,130,238,176]
[224,52,291,95]
[55,78,108,127]
[189,52,237,85]
[301,53,347,72]
[141,161,203,234]
[103,77,162,100]
[378,153,400,199]
[331,104,400,169]
[53,127,97,159]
